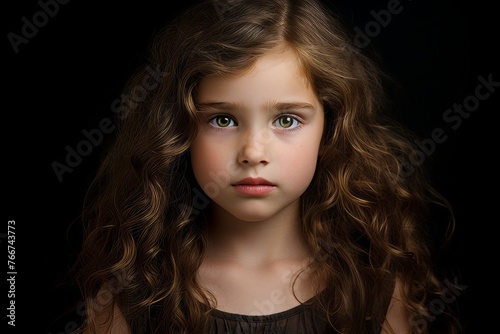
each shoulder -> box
[78,287,131,334]
[381,279,410,334]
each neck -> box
[204,199,310,267]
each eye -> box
[209,115,237,128]
[273,115,301,129]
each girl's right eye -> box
[209,115,237,128]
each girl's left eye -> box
[209,115,237,128]
[272,115,300,129]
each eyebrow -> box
[196,101,316,113]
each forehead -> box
[196,47,318,107]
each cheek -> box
[190,139,228,186]
[275,143,318,192]
[287,149,318,180]
[280,135,322,187]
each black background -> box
[3,0,498,333]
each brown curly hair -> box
[73,0,462,333]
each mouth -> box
[232,177,276,195]
[232,177,276,186]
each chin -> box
[228,211,274,223]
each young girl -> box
[73,0,462,333]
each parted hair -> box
[74,0,461,333]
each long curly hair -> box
[73,0,462,333]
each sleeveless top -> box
[205,284,394,334]
[206,299,334,333]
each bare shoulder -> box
[381,279,411,334]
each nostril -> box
[237,144,269,166]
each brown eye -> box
[210,115,236,128]
[274,115,300,129]
[279,116,293,128]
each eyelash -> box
[207,114,303,132]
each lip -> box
[232,177,276,195]
[233,177,275,186]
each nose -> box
[237,128,270,166]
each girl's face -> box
[190,47,324,223]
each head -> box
[145,0,388,222]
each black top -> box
[205,283,395,334]
[206,297,334,334]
